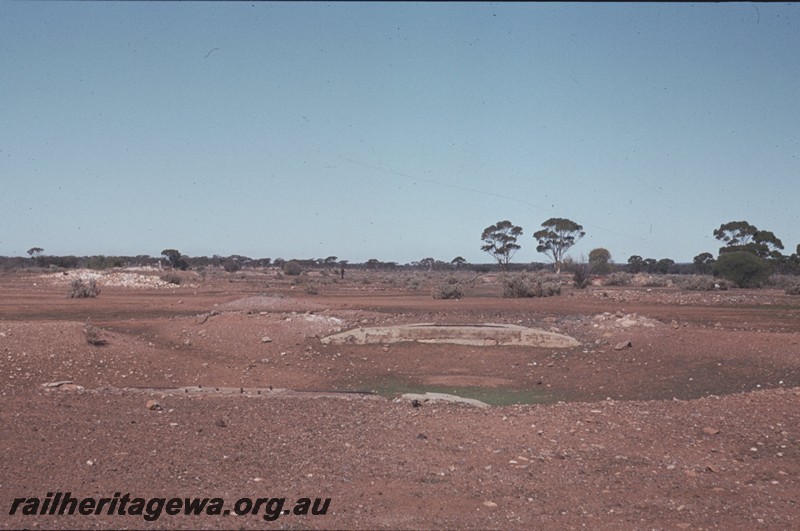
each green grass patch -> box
[357,378,560,406]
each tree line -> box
[6,219,799,282]
[480,217,800,284]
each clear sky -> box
[2,2,798,264]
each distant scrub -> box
[641,276,670,288]
[786,284,800,296]
[603,272,632,286]
[681,276,730,291]
[765,274,800,290]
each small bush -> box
[538,281,562,297]
[83,323,107,346]
[569,262,591,289]
[642,276,669,288]
[283,260,302,276]
[604,272,632,286]
[404,276,422,290]
[68,278,100,298]
[765,274,800,289]
[503,275,533,298]
[434,277,463,299]
[786,284,800,295]
[304,284,320,295]
[160,272,182,285]
[502,275,561,298]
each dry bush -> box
[786,284,800,295]
[304,284,320,295]
[568,262,591,289]
[641,275,670,288]
[404,275,422,291]
[765,274,800,289]
[502,274,560,298]
[433,277,464,300]
[160,272,182,285]
[83,323,107,346]
[682,276,730,291]
[603,272,632,286]
[68,278,100,298]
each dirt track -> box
[2,269,799,529]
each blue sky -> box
[2,2,798,264]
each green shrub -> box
[283,260,302,276]
[222,259,241,273]
[713,252,771,288]
[68,278,100,298]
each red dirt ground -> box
[1,269,799,529]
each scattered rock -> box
[146,400,162,411]
[703,427,720,435]
[42,380,74,388]
[402,392,489,408]
[614,340,633,350]
[215,419,227,428]
[482,501,498,508]
[261,336,272,343]
[196,310,219,324]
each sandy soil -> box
[1,268,799,529]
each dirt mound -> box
[218,295,328,312]
[321,323,581,348]
[400,391,490,408]
[40,269,188,289]
[590,312,664,329]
